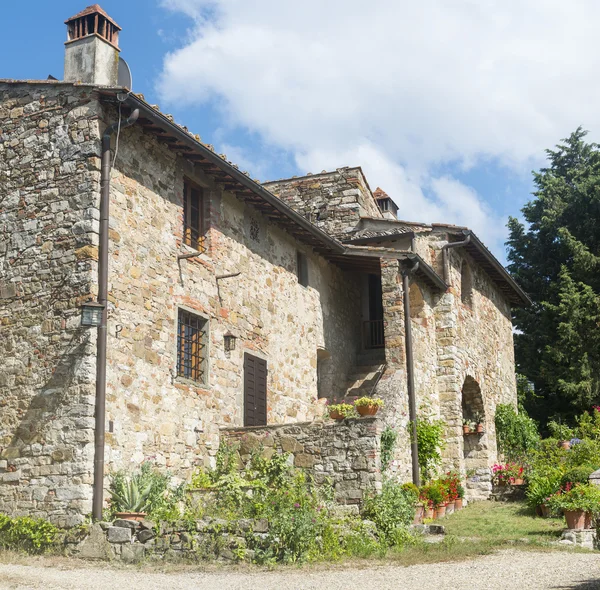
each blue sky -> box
[6,1,599,261]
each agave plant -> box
[109,473,154,514]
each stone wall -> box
[99,107,364,478]
[222,417,382,504]
[0,83,101,526]
[264,167,383,239]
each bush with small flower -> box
[491,463,525,486]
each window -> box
[183,181,205,250]
[461,261,473,307]
[176,309,208,383]
[297,252,308,287]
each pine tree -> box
[507,128,600,426]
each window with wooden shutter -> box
[183,181,205,251]
[244,353,267,426]
[176,309,208,384]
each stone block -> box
[113,519,140,529]
[77,524,114,560]
[121,543,145,563]
[107,526,132,544]
[137,529,155,544]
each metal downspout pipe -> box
[401,260,420,486]
[441,233,471,284]
[92,108,139,521]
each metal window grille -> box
[176,310,207,382]
[183,182,206,251]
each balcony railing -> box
[363,320,385,349]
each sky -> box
[4,1,600,262]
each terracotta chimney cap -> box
[373,187,390,201]
[65,4,121,30]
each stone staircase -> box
[342,363,386,400]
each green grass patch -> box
[443,501,564,545]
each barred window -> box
[176,309,208,383]
[183,181,205,250]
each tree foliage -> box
[507,128,600,425]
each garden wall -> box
[221,417,382,504]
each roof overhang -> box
[451,229,530,306]
[97,89,347,258]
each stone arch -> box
[461,375,484,423]
[409,282,425,318]
[461,261,473,307]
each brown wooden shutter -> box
[244,353,267,426]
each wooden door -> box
[244,353,267,426]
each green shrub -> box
[576,410,600,440]
[494,404,540,462]
[0,514,58,553]
[547,420,574,441]
[547,483,600,513]
[362,480,415,544]
[566,439,600,469]
[561,465,598,487]
[413,418,445,480]
[525,471,562,508]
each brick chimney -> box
[64,4,121,86]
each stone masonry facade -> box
[0,5,526,523]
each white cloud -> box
[158,0,600,256]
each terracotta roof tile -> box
[373,187,389,200]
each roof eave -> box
[106,92,346,255]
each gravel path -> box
[1,550,599,590]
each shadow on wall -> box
[1,331,92,463]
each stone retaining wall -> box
[221,417,382,504]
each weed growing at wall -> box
[413,418,445,480]
[380,426,398,473]
[0,514,58,554]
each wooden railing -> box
[363,320,385,349]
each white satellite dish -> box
[117,57,133,90]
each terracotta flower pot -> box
[445,501,455,516]
[559,440,571,450]
[454,498,463,510]
[357,405,379,416]
[329,409,345,420]
[413,504,424,524]
[476,423,484,433]
[512,478,525,486]
[424,506,434,519]
[564,509,592,530]
[462,425,471,434]
[540,504,552,518]
[435,504,447,519]
[114,512,147,522]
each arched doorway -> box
[461,376,490,496]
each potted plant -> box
[109,475,153,521]
[548,420,574,449]
[419,484,439,519]
[328,402,355,420]
[354,396,384,416]
[462,419,472,435]
[547,483,600,530]
[492,463,524,486]
[441,470,463,510]
[474,412,484,433]
[455,482,465,510]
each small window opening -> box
[297,252,309,287]
[461,261,473,307]
[176,309,208,383]
[183,181,205,251]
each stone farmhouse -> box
[0,5,529,526]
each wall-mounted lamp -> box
[80,301,105,327]
[224,331,237,352]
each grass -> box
[442,501,565,545]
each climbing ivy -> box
[380,426,398,472]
